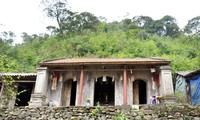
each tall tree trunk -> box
[56,14,65,39]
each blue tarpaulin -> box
[190,75,200,106]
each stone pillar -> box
[159,65,175,103]
[29,67,48,107]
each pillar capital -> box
[37,67,48,71]
[159,65,171,70]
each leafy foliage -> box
[184,16,200,36]
[0,76,17,106]
[91,102,100,116]
[0,1,199,74]
[113,112,128,120]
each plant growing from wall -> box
[113,112,128,120]
[91,102,100,117]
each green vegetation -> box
[0,0,199,74]
[175,91,188,103]
[91,102,100,116]
[0,75,17,107]
[113,112,128,120]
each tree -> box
[121,18,138,31]
[0,31,16,44]
[161,15,180,37]
[132,16,153,29]
[76,12,100,34]
[184,16,200,36]
[42,0,74,39]
[148,15,180,37]
[21,32,32,43]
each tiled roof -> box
[40,58,170,66]
[0,73,37,77]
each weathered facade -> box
[175,69,200,106]
[28,58,175,107]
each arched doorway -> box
[94,76,114,106]
[133,80,147,104]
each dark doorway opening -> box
[133,80,147,104]
[70,81,77,106]
[94,76,114,106]
[15,83,34,106]
[139,80,147,104]
[63,80,77,106]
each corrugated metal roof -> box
[175,71,193,77]
[0,73,37,77]
[40,58,170,66]
[185,69,200,77]
[176,69,200,77]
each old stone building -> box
[28,58,175,107]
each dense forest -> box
[0,0,199,73]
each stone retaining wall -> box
[0,104,200,120]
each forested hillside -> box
[0,1,199,73]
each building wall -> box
[45,65,162,106]
[132,68,161,104]
[82,71,95,106]
[46,77,63,106]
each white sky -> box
[0,0,200,43]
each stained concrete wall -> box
[82,71,94,106]
[46,72,80,106]
[44,65,166,106]
[129,68,159,104]
[115,78,123,105]
[46,78,63,106]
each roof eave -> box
[40,61,170,67]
